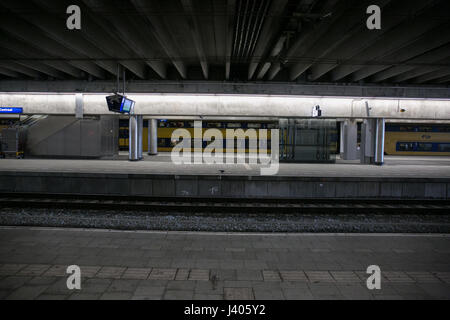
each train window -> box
[438,143,450,152]
[418,143,433,151]
[226,122,241,128]
[207,122,222,128]
[248,123,261,129]
[397,142,415,151]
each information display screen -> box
[106,94,135,114]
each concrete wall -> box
[0,171,448,199]
[1,93,450,120]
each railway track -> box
[0,193,449,214]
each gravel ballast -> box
[0,207,449,233]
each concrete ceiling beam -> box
[331,1,448,81]
[413,66,450,84]
[351,23,450,82]
[0,14,106,79]
[82,0,167,79]
[0,67,22,79]
[309,0,440,81]
[247,0,288,80]
[0,1,119,77]
[0,62,42,79]
[289,0,392,81]
[130,0,187,79]
[32,0,148,79]
[225,0,236,80]
[0,33,84,79]
[267,0,359,80]
[371,43,450,82]
[180,0,208,79]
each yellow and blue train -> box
[384,123,450,156]
[119,119,278,153]
[119,120,450,156]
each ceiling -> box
[0,0,449,85]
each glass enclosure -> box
[279,119,337,163]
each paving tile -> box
[79,266,101,278]
[107,279,140,293]
[100,292,133,300]
[6,285,49,300]
[336,284,375,300]
[16,264,51,276]
[78,278,112,294]
[26,276,60,286]
[236,269,263,281]
[121,268,151,280]
[166,280,196,290]
[0,264,27,276]
[262,270,281,282]
[435,272,450,284]
[195,280,224,294]
[210,269,237,281]
[282,287,314,300]
[188,269,210,281]
[306,271,335,283]
[406,272,440,283]
[148,268,177,280]
[280,271,308,282]
[224,287,254,300]
[383,271,415,283]
[330,271,361,283]
[175,269,189,281]
[163,290,194,300]
[193,294,223,300]
[69,293,101,300]
[131,294,163,300]
[36,294,68,300]
[0,276,33,290]
[134,286,166,297]
[225,248,246,252]
[95,267,126,279]
[42,265,68,277]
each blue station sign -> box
[0,107,23,114]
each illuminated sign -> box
[0,107,23,114]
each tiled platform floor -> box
[0,155,449,178]
[0,227,449,300]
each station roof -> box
[0,0,449,86]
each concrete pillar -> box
[360,119,376,164]
[137,115,143,160]
[129,115,139,161]
[341,119,358,160]
[148,119,158,155]
[339,121,344,156]
[375,118,385,165]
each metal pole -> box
[148,119,158,155]
[374,118,385,165]
[129,115,139,161]
[137,115,143,160]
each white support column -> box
[148,119,158,155]
[341,119,358,160]
[129,115,139,161]
[339,121,344,157]
[360,119,376,164]
[375,118,385,165]
[137,115,143,160]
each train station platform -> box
[0,155,450,200]
[0,226,449,300]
